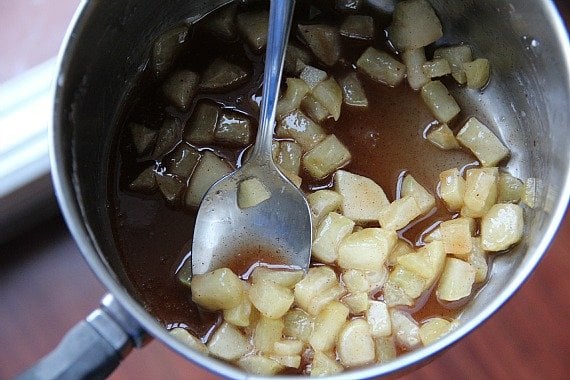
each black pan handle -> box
[16,294,148,380]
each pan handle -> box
[16,294,148,380]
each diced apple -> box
[152,25,189,77]
[422,58,452,78]
[312,77,343,121]
[307,189,343,225]
[185,151,232,207]
[390,309,421,350]
[439,168,466,211]
[162,70,199,110]
[462,167,498,217]
[273,340,304,356]
[283,308,314,342]
[268,354,301,368]
[276,78,310,119]
[129,166,157,193]
[199,58,249,91]
[375,336,397,363]
[184,101,219,145]
[309,301,349,351]
[419,317,452,345]
[426,124,460,150]
[294,266,341,315]
[401,174,435,215]
[357,47,406,87]
[153,118,183,158]
[421,80,461,123]
[312,212,355,264]
[237,177,271,209]
[463,58,490,89]
[338,228,397,271]
[339,72,369,107]
[497,173,524,203]
[342,292,369,314]
[367,300,392,337]
[397,250,433,279]
[365,268,389,295]
[248,279,294,319]
[388,265,426,299]
[403,48,430,90]
[301,94,330,122]
[223,285,253,327]
[207,322,252,361]
[303,134,351,179]
[436,258,476,301]
[236,11,268,50]
[310,351,344,376]
[468,237,488,283]
[387,239,415,267]
[276,110,326,151]
[201,3,237,40]
[378,196,422,231]
[522,177,538,208]
[166,144,200,179]
[334,170,390,224]
[337,319,375,367]
[342,269,369,293]
[237,355,284,376]
[440,217,474,257]
[284,43,313,75]
[382,280,414,307]
[190,268,243,311]
[214,111,252,147]
[299,65,327,90]
[169,327,208,354]
[340,15,375,40]
[434,45,473,84]
[298,24,341,66]
[456,117,509,167]
[481,203,524,251]
[253,316,284,354]
[388,0,443,51]
[250,267,304,289]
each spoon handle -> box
[249,0,296,164]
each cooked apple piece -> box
[365,268,389,294]
[378,196,422,231]
[249,279,294,319]
[237,355,283,376]
[169,327,209,355]
[521,177,538,208]
[276,110,326,151]
[214,111,252,147]
[434,45,473,84]
[162,70,199,110]
[312,77,343,121]
[275,141,302,177]
[250,267,304,289]
[390,309,421,350]
[299,65,327,90]
[334,170,390,223]
[153,118,183,158]
[440,217,474,257]
[253,316,284,354]
[382,280,414,307]
[223,283,253,327]
[185,151,232,207]
[156,173,185,203]
[129,166,157,193]
[207,322,252,361]
[367,300,391,337]
[184,101,219,145]
[439,168,466,211]
[419,317,452,345]
[375,336,397,363]
[342,269,369,293]
[463,58,490,89]
[342,292,369,314]
[340,15,374,40]
[152,25,188,78]
[284,43,313,75]
[236,10,268,51]
[387,239,415,267]
[468,237,488,283]
[273,340,304,356]
[456,117,509,167]
[423,226,442,243]
[310,351,344,377]
[426,124,460,150]
[388,0,443,51]
[303,135,351,179]
[309,301,349,351]
[199,58,249,91]
[436,257,476,301]
[420,240,447,287]
[283,308,314,342]
[307,189,342,225]
[313,212,355,264]
[497,173,524,203]
[190,268,243,311]
[421,80,461,123]
[202,3,237,40]
[276,78,310,119]
[294,266,342,315]
[462,167,498,217]
[337,318,375,367]
[401,174,435,215]
[396,250,433,279]
[301,94,330,122]
[268,353,301,369]
[357,47,406,87]
[338,228,397,271]
[130,122,156,156]
[389,265,426,299]
[403,48,430,90]
[422,58,452,78]
[298,24,341,66]
[481,203,524,251]
[166,144,200,179]
[237,177,271,209]
[339,72,368,107]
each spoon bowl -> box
[191,0,312,275]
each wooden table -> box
[1,1,569,379]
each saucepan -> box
[19,0,570,379]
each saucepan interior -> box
[51,0,570,379]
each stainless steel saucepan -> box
[19,0,570,379]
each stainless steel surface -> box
[50,0,570,379]
[192,0,312,276]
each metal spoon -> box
[191,0,311,276]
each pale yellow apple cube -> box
[190,268,243,311]
[439,168,466,211]
[375,336,397,363]
[207,322,252,360]
[440,217,474,257]
[309,301,349,351]
[497,173,524,203]
[276,110,326,151]
[238,177,271,209]
[436,258,476,301]
[433,45,473,84]
[248,279,294,319]
[310,351,343,376]
[378,196,422,231]
[403,47,430,90]
[342,269,369,293]
[337,319,375,367]
[334,170,390,223]
[274,140,302,176]
[462,167,498,217]
[382,280,414,307]
[273,340,304,356]
[268,354,302,368]
[463,58,490,89]
[401,174,436,215]
[169,327,208,355]
[390,309,421,350]
[367,300,392,337]
[421,80,461,123]
[237,355,284,376]
[253,316,284,354]
[419,317,452,345]
[312,77,343,121]
[456,117,509,167]
[312,212,355,264]
[426,124,460,150]
[294,266,341,315]
[342,292,369,314]
[468,237,488,283]
[303,135,352,179]
[307,189,342,225]
[387,239,415,267]
[250,267,304,288]
[481,203,524,251]
[337,228,397,271]
[283,308,314,342]
[276,78,310,119]
[357,47,406,87]
[185,151,232,207]
[388,265,426,299]
[223,283,253,327]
